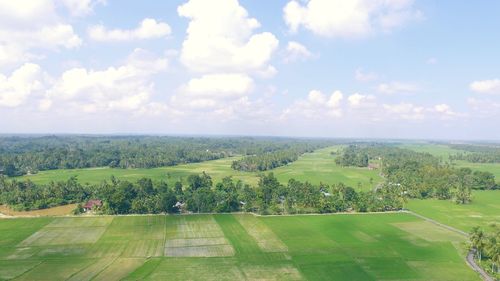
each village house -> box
[83,200,102,212]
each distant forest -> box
[449,144,500,163]
[1,143,497,214]
[0,136,336,177]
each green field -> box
[398,143,467,160]
[407,190,500,233]
[0,213,480,281]
[15,147,382,191]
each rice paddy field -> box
[407,190,500,232]
[15,147,382,191]
[0,213,481,281]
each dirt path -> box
[406,210,495,281]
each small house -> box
[83,200,102,212]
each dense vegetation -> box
[231,144,321,171]
[449,143,500,163]
[469,226,500,276]
[335,145,498,203]
[0,136,335,177]
[334,145,369,167]
[0,173,403,214]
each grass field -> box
[398,143,467,160]
[0,213,480,280]
[15,147,382,191]
[407,190,500,233]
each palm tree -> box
[485,234,499,273]
[470,226,486,261]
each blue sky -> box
[1,0,500,140]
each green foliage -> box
[450,144,500,163]
[231,144,324,172]
[0,172,403,215]
[0,136,337,176]
[469,226,500,276]
[336,144,497,203]
[335,145,369,167]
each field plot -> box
[94,216,166,258]
[408,190,500,232]
[0,213,484,280]
[164,215,234,257]
[234,214,288,252]
[19,217,112,247]
[262,213,480,281]
[16,146,381,190]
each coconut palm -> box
[470,226,486,261]
[485,233,499,273]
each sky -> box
[1,0,500,140]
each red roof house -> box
[83,200,102,212]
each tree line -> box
[469,226,499,276]
[449,144,500,163]
[0,136,337,177]
[0,173,404,215]
[231,145,321,172]
[335,144,498,203]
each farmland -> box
[15,147,382,191]
[407,190,500,232]
[0,213,481,281]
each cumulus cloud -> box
[382,103,424,120]
[377,81,418,94]
[45,49,167,112]
[88,18,171,42]
[470,79,500,94]
[284,41,313,63]
[0,63,46,107]
[348,93,375,108]
[172,0,280,121]
[178,0,279,73]
[0,0,82,67]
[282,90,344,119]
[183,74,254,98]
[382,102,461,121]
[283,0,422,38]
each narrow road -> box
[405,210,495,281]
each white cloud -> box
[183,74,254,98]
[46,49,167,112]
[377,81,418,94]
[383,103,424,120]
[178,0,279,73]
[88,18,171,42]
[0,0,82,67]
[60,0,106,17]
[283,0,421,38]
[284,41,313,63]
[282,90,344,119]
[355,68,377,82]
[470,79,500,94]
[0,63,46,107]
[348,93,375,108]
